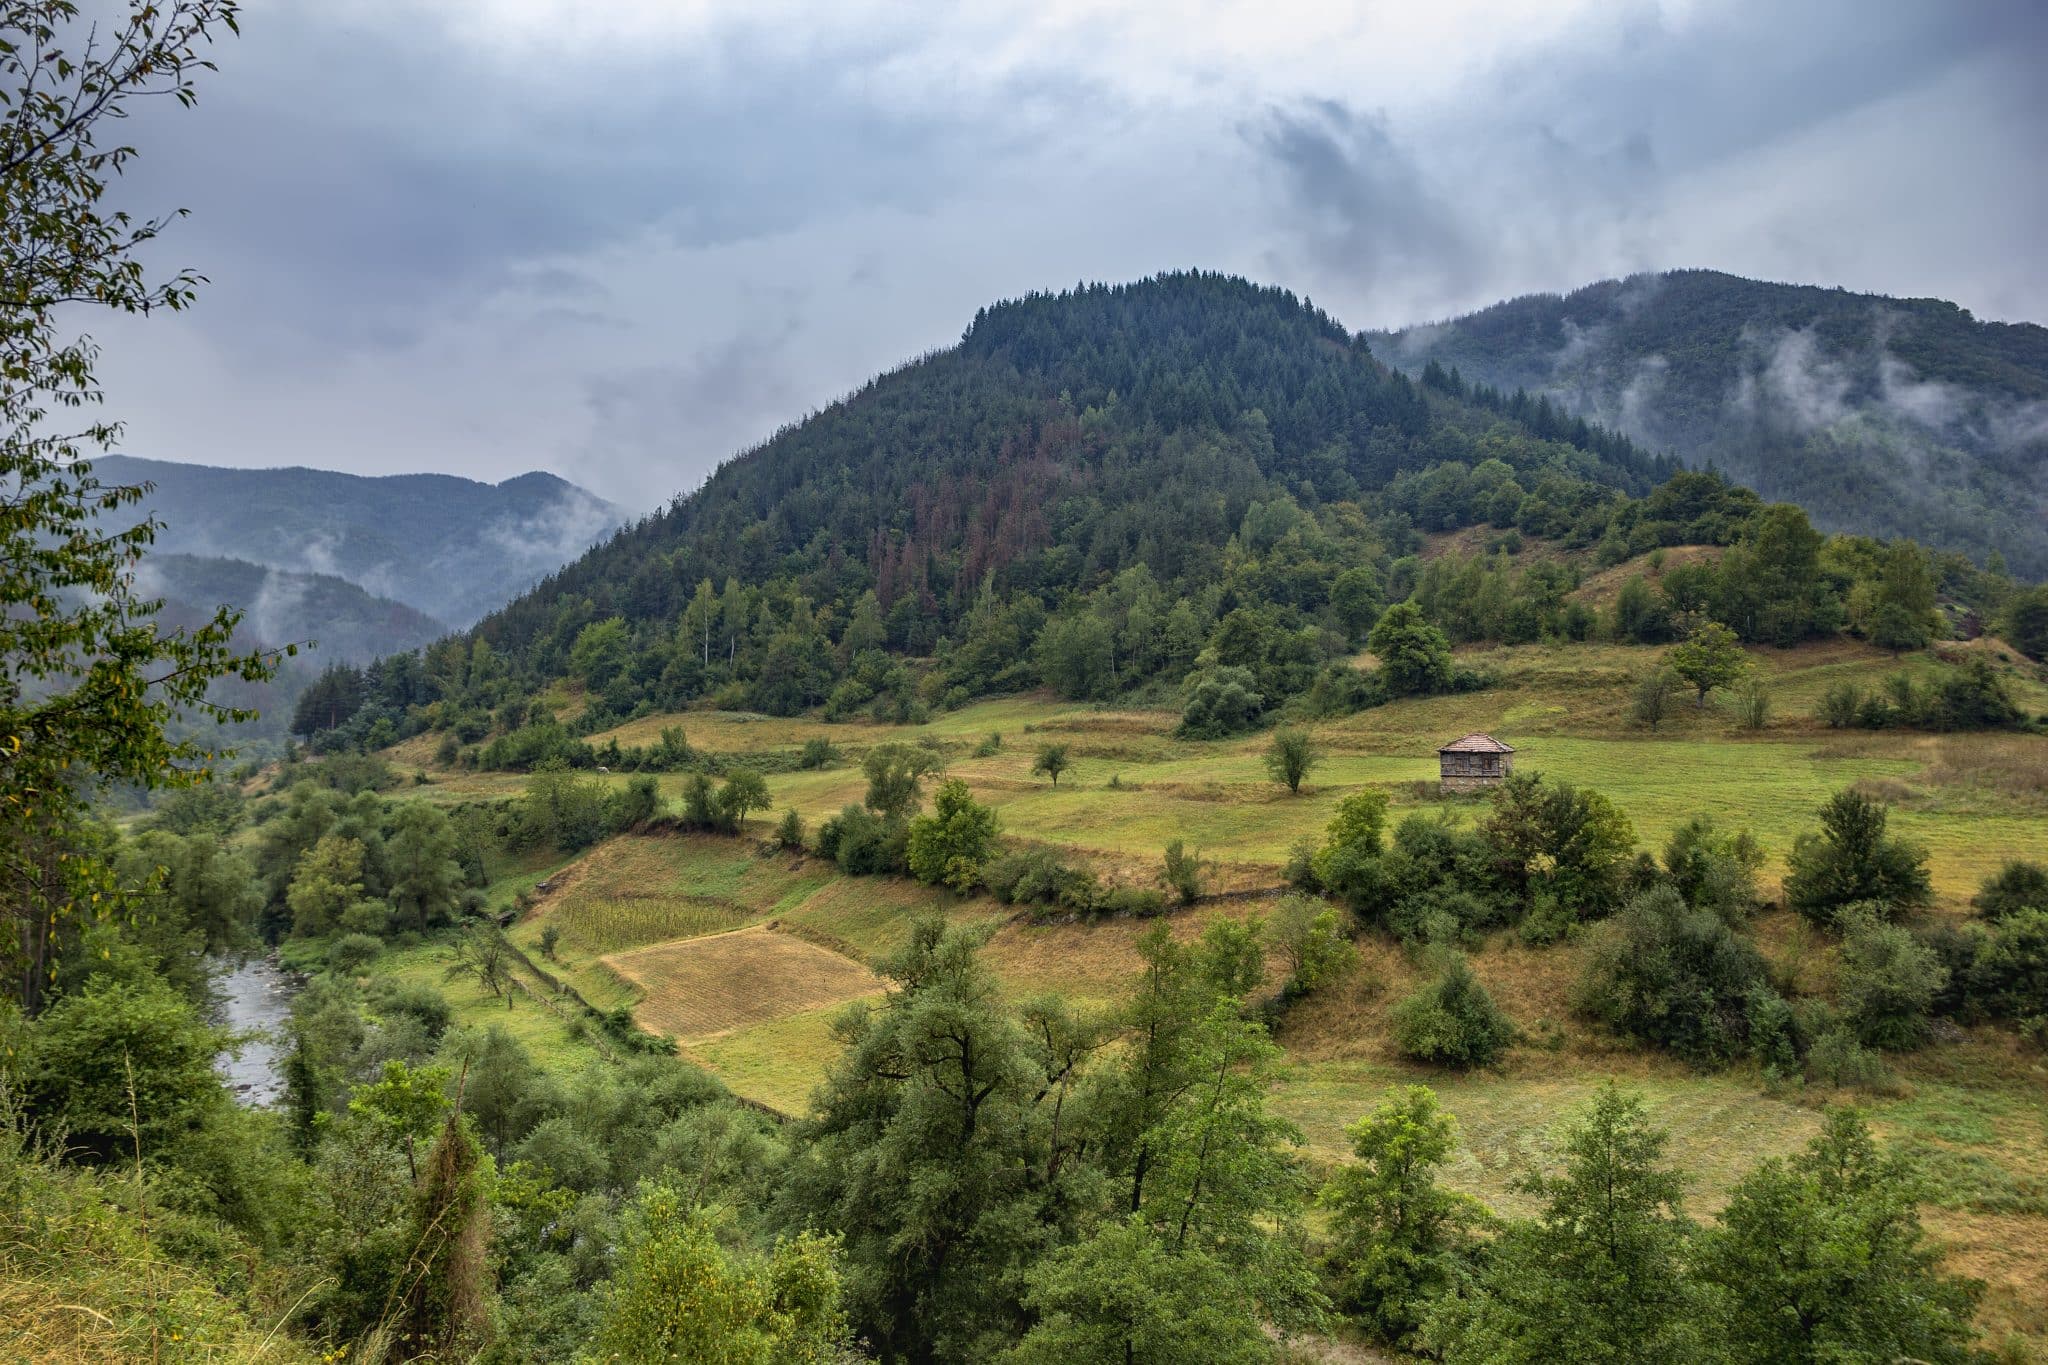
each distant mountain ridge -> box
[138,553,449,664]
[99,455,622,628]
[1365,270,2048,575]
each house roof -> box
[1438,732,1514,754]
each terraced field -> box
[391,631,2048,1347]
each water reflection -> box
[212,954,300,1107]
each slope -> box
[1366,269,2048,574]
[99,455,621,627]
[140,553,449,664]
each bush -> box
[983,847,1099,911]
[815,805,908,876]
[1177,665,1265,738]
[1268,895,1357,997]
[369,979,455,1040]
[1161,839,1206,905]
[328,933,385,974]
[1973,860,2048,921]
[1817,681,1862,728]
[1093,884,1167,918]
[1959,908,2048,1024]
[1734,680,1770,730]
[798,737,839,770]
[1574,886,1772,1064]
[1836,909,1947,1050]
[1661,817,1764,921]
[1264,728,1319,793]
[774,808,806,852]
[1784,790,1931,926]
[1805,1025,1897,1091]
[1392,951,1513,1068]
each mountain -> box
[98,456,622,628]
[138,553,450,664]
[302,271,2020,755]
[1363,270,2048,575]
[472,270,1670,663]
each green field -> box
[406,637,2048,903]
[384,634,2048,1346]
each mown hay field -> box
[604,925,883,1043]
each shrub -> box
[1392,951,1513,1068]
[1268,895,1357,996]
[680,772,719,830]
[1745,985,1802,1079]
[1960,908,2048,1024]
[538,924,561,961]
[799,737,839,769]
[1735,680,1770,730]
[1973,860,2048,921]
[816,805,908,876]
[775,807,806,852]
[1161,840,1206,905]
[1660,817,1764,921]
[971,731,1002,759]
[1804,1025,1897,1091]
[368,979,454,1039]
[1093,884,1167,918]
[1817,681,1862,728]
[1302,661,1386,717]
[1177,665,1265,738]
[1312,788,1392,896]
[984,847,1097,910]
[328,932,385,974]
[605,773,663,833]
[1784,791,1931,927]
[1574,886,1771,1064]
[1836,909,1947,1050]
[1630,668,1678,730]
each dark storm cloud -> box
[118,6,996,357]
[1252,101,1479,305]
[1251,0,2048,326]
[89,0,2048,509]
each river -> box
[212,954,301,1107]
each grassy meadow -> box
[375,633,2048,1347]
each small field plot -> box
[608,926,883,1043]
[529,834,836,955]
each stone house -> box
[1438,733,1514,792]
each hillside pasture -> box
[605,925,884,1043]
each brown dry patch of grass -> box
[1925,1210,2048,1350]
[1569,544,1725,613]
[1419,526,1575,567]
[1918,734,2048,807]
[981,900,1276,1004]
[608,925,883,1043]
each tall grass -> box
[553,897,752,954]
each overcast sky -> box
[92,0,2048,510]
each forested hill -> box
[308,271,2031,753]
[1365,270,2048,575]
[139,553,449,664]
[98,456,621,627]
[472,273,1669,665]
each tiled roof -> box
[1438,732,1514,754]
